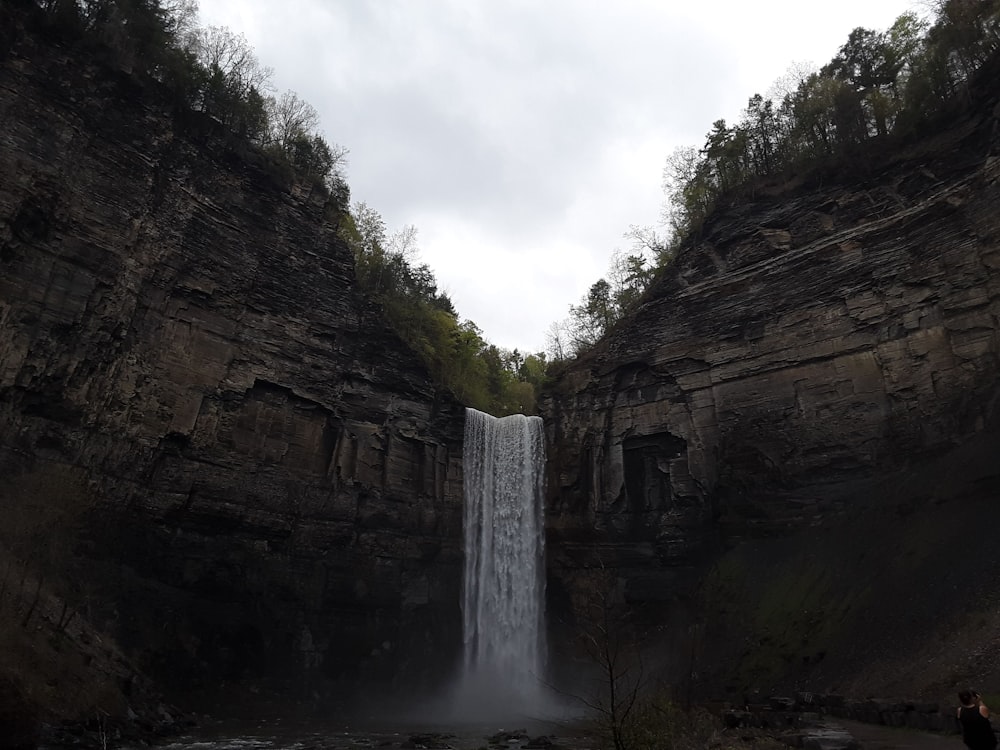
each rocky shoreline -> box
[721,691,986,748]
[3,704,193,750]
[19,691,970,750]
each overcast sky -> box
[196,0,921,355]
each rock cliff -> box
[542,63,1000,700]
[0,17,466,722]
[5,4,1000,733]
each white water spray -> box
[459,407,547,717]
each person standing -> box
[958,689,998,750]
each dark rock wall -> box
[0,31,466,702]
[6,10,1000,718]
[542,80,1000,695]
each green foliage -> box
[548,228,665,361]
[25,0,350,206]
[661,1,1000,248]
[567,279,614,352]
[553,2,999,364]
[25,0,532,412]
[341,203,545,416]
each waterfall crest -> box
[460,407,547,717]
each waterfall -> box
[459,407,547,717]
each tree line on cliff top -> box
[13,0,1000,417]
[13,0,545,416]
[550,0,1000,359]
[16,0,350,204]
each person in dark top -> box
[958,689,998,750]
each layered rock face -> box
[0,28,465,706]
[542,78,1000,694]
[6,9,1000,722]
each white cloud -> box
[196,0,921,353]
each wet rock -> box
[403,733,456,749]
[487,729,528,744]
[801,724,860,750]
[523,737,553,749]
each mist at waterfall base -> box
[436,407,578,724]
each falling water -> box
[459,407,547,718]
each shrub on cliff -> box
[340,201,546,415]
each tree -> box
[931,0,1000,78]
[886,11,931,89]
[194,25,272,100]
[518,353,547,387]
[445,321,492,408]
[830,78,868,147]
[161,0,199,51]
[567,570,645,750]
[344,201,389,294]
[788,72,840,157]
[661,146,712,239]
[826,27,899,92]
[824,26,910,136]
[567,279,615,352]
[625,224,672,266]
[639,0,998,299]
[545,320,571,362]
[545,222,672,363]
[481,345,513,409]
[607,249,655,313]
[37,0,85,37]
[765,60,817,103]
[339,204,542,415]
[266,90,319,148]
[76,0,182,73]
[743,94,781,174]
[702,119,747,193]
[193,25,272,133]
[283,131,347,188]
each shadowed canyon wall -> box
[0,22,466,711]
[542,66,1000,699]
[5,6,1000,730]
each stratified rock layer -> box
[0,26,465,706]
[542,71,1000,695]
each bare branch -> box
[194,25,273,96]
[266,90,319,147]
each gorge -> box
[2,3,1000,746]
